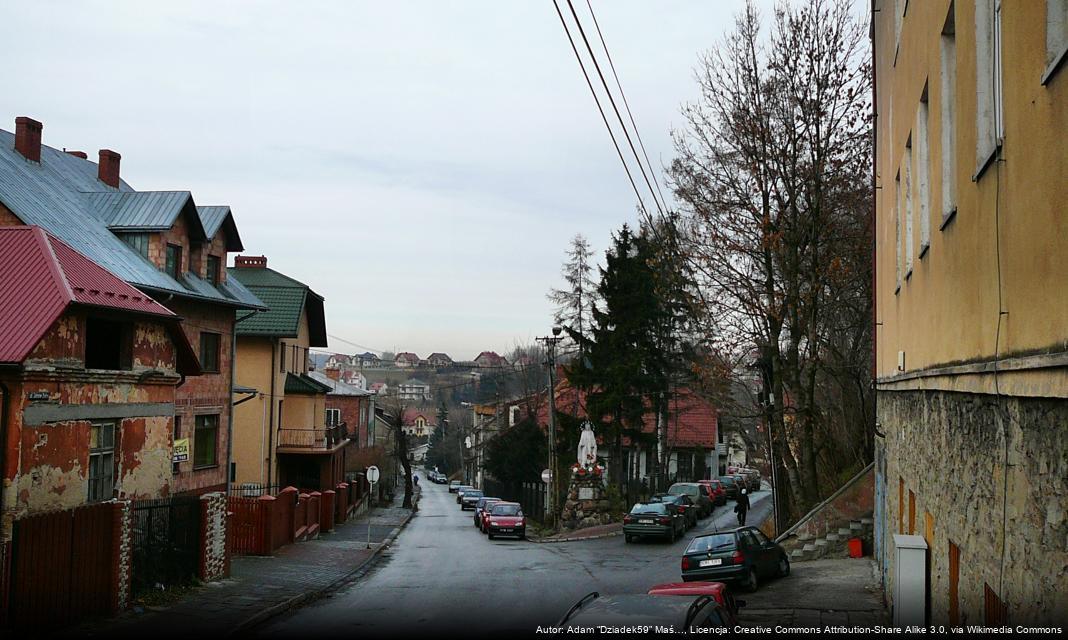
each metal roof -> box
[0,128,262,310]
[228,266,327,346]
[306,371,373,396]
[284,372,332,395]
[0,226,180,364]
[197,205,244,252]
[85,190,206,239]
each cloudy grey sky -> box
[4,0,776,360]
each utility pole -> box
[537,327,565,527]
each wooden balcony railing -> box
[277,424,346,450]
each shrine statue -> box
[577,422,597,467]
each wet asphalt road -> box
[256,479,772,636]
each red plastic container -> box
[848,537,864,558]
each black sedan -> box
[649,493,698,529]
[558,592,730,629]
[460,489,484,510]
[623,502,686,543]
[680,527,790,591]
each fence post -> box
[321,490,335,533]
[308,492,321,538]
[279,487,298,545]
[198,492,228,582]
[109,500,132,615]
[335,483,349,524]
[257,495,276,555]
[296,493,309,541]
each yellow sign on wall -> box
[173,438,190,463]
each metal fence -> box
[482,478,547,523]
[227,483,286,498]
[129,496,202,597]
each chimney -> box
[98,149,121,188]
[234,255,268,269]
[14,117,43,163]
[65,150,88,159]
[326,369,340,381]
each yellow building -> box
[228,255,352,491]
[873,0,1067,626]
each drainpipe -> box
[267,342,276,486]
[0,378,10,537]
[226,316,237,495]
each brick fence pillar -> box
[257,494,276,554]
[321,490,335,533]
[308,492,321,539]
[198,492,228,582]
[335,483,349,523]
[109,500,132,615]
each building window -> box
[165,243,183,278]
[119,233,149,258]
[898,477,905,534]
[326,408,341,426]
[199,332,220,373]
[85,317,132,370]
[895,171,903,291]
[984,583,1007,625]
[1045,0,1068,84]
[949,541,961,625]
[172,415,182,475]
[940,3,958,225]
[916,85,931,256]
[908,489,916,535]
[279,342,287,372]
[206,254,221,285]
[975,0,1001,177]
[904,136,914,277]
[894,0,908,65]
[193,414,219,469]
[88,422,116,502]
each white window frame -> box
[895,170,903,293]
[1044,0,1068,84]
[974,0,1001,179]
[326,408,341,426]
[916,85,931,257]
[940,3,958,225]
[88,422,116,502]
[904,136,914,278]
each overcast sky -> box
[4,0,781,360]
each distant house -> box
[397,378,432,402]
[394,352,420,368]
[474,351,509,368]
[427,352,453,368]
[401,407,437,438]
[307,370,375,449]
[341,370,367,390]
[325,353,350,369]
[370,382,388,395]
[356,352,381,367]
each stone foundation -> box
[559,473,613,531]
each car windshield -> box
[668,484,698,497]
[465,491,483,498]
[648,494,674,503]
[718,477,735,485]
[630,503,668,515]
[491,504,521,516]
[687,533,737,554]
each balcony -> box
[277,424,348,453]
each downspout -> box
[0,378,10,537]
[229,309,258,493]
[267,342,276,486]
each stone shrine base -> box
[559,472,613,531]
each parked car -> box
[649,493,698,529]
[460,489,484,510]
[456,485,475,503]
[485,502,526,540]
[646,581,744,626]
[558,592,730,629]
[729,466,762,492]
[449,480,462,492]
[717,475,740,500]
[435,473,449,484]
[472,496,500,525]
[699,479,727,506]
[667,482,713,518]
[730,474,753,494]
[476,498,503,531]
[623,502,686,543]
[680,527,790,591]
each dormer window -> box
[85,317,133,370]
[206,254,221,284]
[166,244,182,278]
[119,233,149,258]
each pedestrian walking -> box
[734,488,751,526]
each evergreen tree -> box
[547,234,597,351]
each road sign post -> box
[366,465,380,549]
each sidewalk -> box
[72,495,414,638]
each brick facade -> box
[198,492,229,581]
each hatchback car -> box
[558,592,730,629]
[717,476,740,500]
[647,582,744,626]
[667,482,713,518]
[485,502,525,539]
[680,527,789,591]
[698,479,727,506]
[649,493,698,529]
[478,498,503,531]
[448,480,462,492]
[460,489,484,510]
[455,485,474,503]
[623,502,686,543]
[473,497,501,527]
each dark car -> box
[473,497,501,528]
[449,480,462,493]
[680,527,790,591]
[460,489,484,510]
[699,479,727,506]
[456,485,474,503]
[558,592,730,629]
[649,493,698,529]
[485,502,526,539]
[717,476,740,500]
[730,473,752,494]
[667,482,713,518]
[647,582,744,626]
[623,502,686,543]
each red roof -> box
[395,352,419,362]
[0,226,179,364]
[538,381,718,449]
[401,407,437,426]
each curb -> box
[228,507,415,636]
[528,528,623,544]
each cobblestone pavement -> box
[65,496,413,638]
[739,557,889,627]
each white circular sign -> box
[541,468,552,484]
[366,465,380,484]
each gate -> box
[8,502,116,629]
[130,496,202,597]
[227,496,267,555]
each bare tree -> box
[380,396,414,508]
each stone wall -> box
[198,492,229,581]
[111,499,131,614]
[878,389,1068,626]
[560,473,612,531]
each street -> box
[256,480,775,635]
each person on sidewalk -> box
[734,488,750,526]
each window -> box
[904,136,914,277]
[908,489,916,535]
[326,408,341,426]
[279,342,287,372]
[975,0,1001,177]
[88,422,116,502]
[895,171,903,292]
[165,243,182,278]
[940,3,958,224]
[85,317,132,370]
[894,0,909,65]
[206,254,221,285]
[172,415,182,475]
[898,477,905,534]
[199,332,220,373]
[949,541,961,625]
[119,233,149,258]
[193,414,219,469]
[1045,0,1068,84]
[984,583,1007,625]
[916,85,931,256]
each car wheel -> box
[488,533,495,540]
[625,534,633,543]
[778,555,791,577]
[745,568,759,592]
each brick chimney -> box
[326,368,341,381]
[98,149,121,188]
[234,255,268,268]
[14,117,43,163]
[65,150,88,159]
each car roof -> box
[563,594,714,626]
[647,582,727,597]
[491,501,520,507]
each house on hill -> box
[474,351,509,368]
[427,352,453,368]
[394,352,420,368]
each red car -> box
[485,502,526,540]
[647,581,744,625]
[478,499,503,532]
[699,479,727,506]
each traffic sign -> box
[541,468,552,484]
[367,465,380,484]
